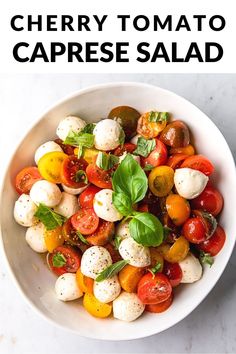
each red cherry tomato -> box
[54,138,75,155]
[15,166,42,194]
[61,155,88,188]
[48,245,81,276]
[71,208,99,235]
[180,155,214,176]
[163,262,183,287]
[114,143,136,156]
[86,163,113,189]
[182,217,206,244]
[86,220,114,246]
[79,185,101,209]
[137,273,172,305]
[141,139,168,168]
[197,225,226,256]
[146,294,173,313]
[191,186,224,216]
[167,154,189,170]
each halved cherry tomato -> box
[182,217,206,244]
[148,166,174,197]
[170,144,195,156]
[15,166,42,194]
[61,155,88,188]
[160,120,190,148]
[71,209,99,235]
[191,186,223,216]
[163,262,182,287]
[193,210,217,239]
[76,148,99,164]
[119,264,145,293]
[76,268,94,294]
[79,185,101,209]
[180,155,214,176]
[197,225,226,256]
[149,247,164,271]
[48,245,81,276]
[44,226,64,252]
[38,151,68,183]
[157,236,189,263]
[104,242,122,262]
[137,273,172,305]
[62,217,82,246]
[166,194,191,226]
[108,105,140,138]
[141,139,168,168]
[137,112,167,139]
[114,143,136,156]
[83,293,112,318]
[54,138,75,155]
[86,220,114,246]
[86,163,113,189]
[167,154,189,169]
[146,294,173,313]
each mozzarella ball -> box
[55,273,83,301]
[113,292,145,322]
[62,184,88,195]
[93,275,121,303]
[119,237,151,267]
[94,119,122,150]
[174,168,209,200]
[54,192,79,218]
[30,180,61,207]
[34,141,63,165]
[116,221,131,240]
[179,253,203,283]
[119,152,140,165]
[93,189,122,222]
[25,222,47,253]
[81,246,112,279]
[14,194,38,227]
[56,116,86,141]
[130,134,141,145]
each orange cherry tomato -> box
[76,268,94,294]
[156,236,189,263]
[170,144,195,156]
[167,154,189,169]
[15,166,42,194]
[44,226,64,253]
[86,220,114,246]
[166,194,191,226]
[119,264,145,293]
[137,112,167,139]
[146,294,173,313]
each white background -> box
[0,73,236,354]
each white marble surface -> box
[0,74,236,354]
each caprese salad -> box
[13,106,226,322]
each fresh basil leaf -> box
[150,262,162,276]
[143,164,154,171]
[114,235,122,250]
[149,111,169,123]
[95,260,129,282]
[52,252,66,267]
[112,154,148,204]
[64,130,94,148]
[75,170,88,184]
[81,123,95,134]
[34,204,66,231]
[77,231,90,245]
[133,137,156,157]
[199,251,214,267]
[129,212,163,247]
[112,192,133,216]
[96,152,119,171]
[119,128,125,146]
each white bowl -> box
[1,82,236,340]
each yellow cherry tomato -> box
[170,144,195,156]
[137,112,167,139]
[83,293,112,318]
[44,226,64,252]
[76,269,94,294]
[166,194,191,226]
[156,236,189,263]
[38,151,68,183]
[149,248,164,271]
[148,166,174,197]
[74,147,99,164]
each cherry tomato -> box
[62,217,82,246]
[79,185,101,209]
[38,151,68,183]
[86,220,114,246]
[54,138,75,155]
[180,155,214,176]
[163,262,182,287]
[44,226,64,252]
[170,144,195,156]
[197,225,226,256]
[61,155,88,188]
[137,112,167,139]
[167,154,189,169]
[191,186,224,216]
[148,166,174,197]
[141,139,168,168]
[48,245,81,276]
[146,294,173,313]
[114,142,136,156]
[104,242,122,262]
[166,194,191,226]
[108,105,140,138]
[157,236,189,263]
[160,120,190,148]
[182,217,206,244]
[193,210,217,239]
[138,273,172,305]
[138,203,149,212]
[86,163,113,189]
[149,247,164,271]
[71,209,99,235]
[83,293,112,318]
[15,166,42,194]
[76,269,94,294]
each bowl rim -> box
[1,81,236,341]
